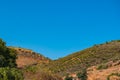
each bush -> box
[64,76,73,80]
[77,69,87,80]
[0,39,17,67]
[25,66,38,73]
[0,67,23,80]
[0,38,24,80]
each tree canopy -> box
[0,39,17,67]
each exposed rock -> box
[87,61,120,80]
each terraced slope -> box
[46,40,120,76]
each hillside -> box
[44,40,120,76]
[23,65,62,80]
[64,60,120,80]
[8,47,63,80]
[9,47,51,68]
[4,40,120,80]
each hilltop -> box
[9,47,51,68]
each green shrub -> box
[77,69,87,80]
[64,76,73,80]
[0,67,23,80]
[25,66,38,73]
[0,39,17,67]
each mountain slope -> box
[8,40,120,80]
[45,40,120,76]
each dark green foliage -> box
[64,76,73,80]
[0,67,23,80]
[77,69,87,80]
[0,39,17,67]
[6,48,17,67]
[0,38,24,80]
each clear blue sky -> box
[0,0,120,59]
